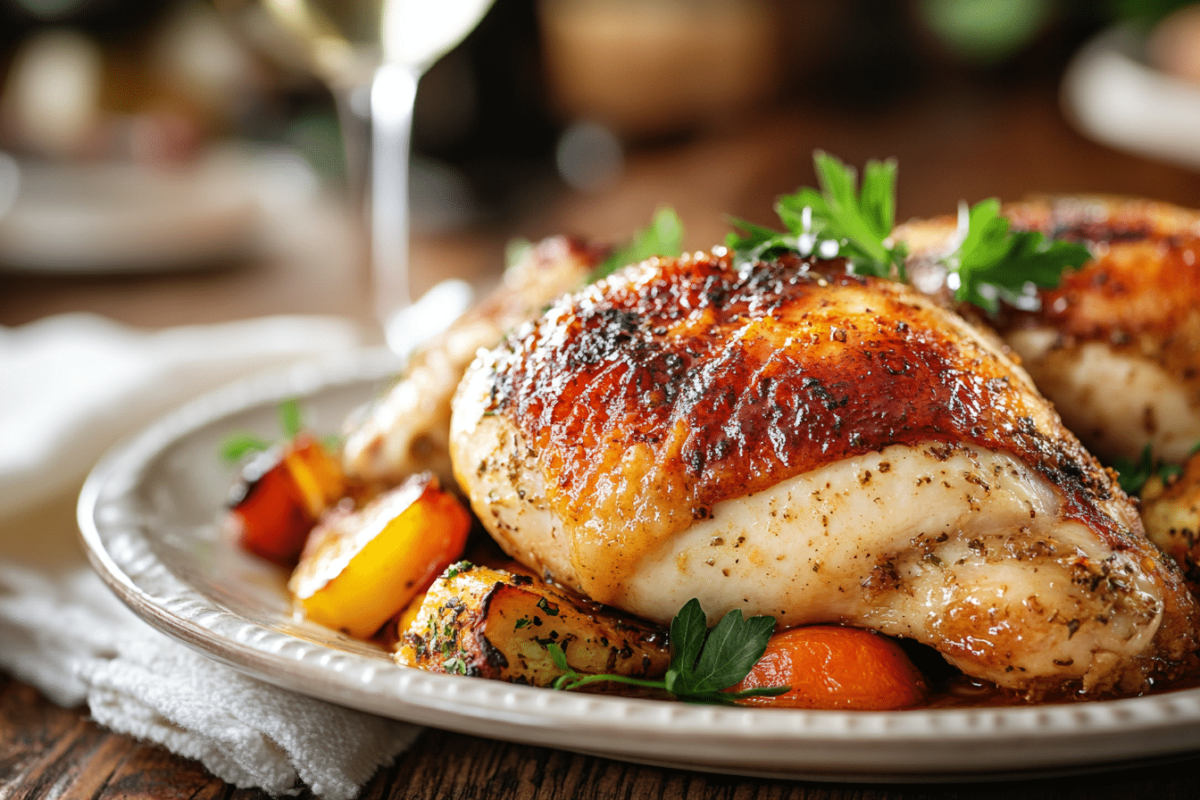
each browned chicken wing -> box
[341,236,602,488]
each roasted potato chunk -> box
[395,563,670,685]
[1143,454,1200,592]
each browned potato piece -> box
[1142,454,1200,592]
[394,562,670,685]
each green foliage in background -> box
[918,0,1055,64]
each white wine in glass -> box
[217,0,495,349]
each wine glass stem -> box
[331,82,370,215]
[370,63,420,342]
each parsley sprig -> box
[547,598,788,705]
[729,152,906,280]
[219,398,336,463]
[726,151,1091,314]
[587,207,685,284]
[1112,444,1188,495]
[942,198,1091,314]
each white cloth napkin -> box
[0,312,360,518]
[0,313,423,799]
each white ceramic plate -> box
[77,352,1200,782]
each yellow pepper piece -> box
[289,474,470,639]
[282,438,344,519]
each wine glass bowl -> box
[215,0,495,350]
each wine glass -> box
[216,0,494,351]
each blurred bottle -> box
[538,0,784,141]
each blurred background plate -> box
[0,156,261,274]
[1063,23,1200,171]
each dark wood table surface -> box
[5,73,1200,799]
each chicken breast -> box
[451,250,1199,696]
[342,236,601,488]
[896,196,1200,464]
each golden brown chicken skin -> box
[897,196,1200,464]
[451,250,1199,696]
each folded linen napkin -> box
[0,312,361,518]
[0,565,420,798]
[0,313,423,799]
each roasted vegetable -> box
[548,597,788,705]
[228,433,345,565]
[1142,453,1200,593]
[289,473,470,638]
[731,626,927,710]
[395,563,670,685]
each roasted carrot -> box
[731,625,928,710]
[229,434,345,566]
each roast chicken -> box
[896,196,1200,464]
[450,250,1200,696]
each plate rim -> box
[77,351,1200,780]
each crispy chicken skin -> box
[451,250,1199,695]
[342,236,602,488]
[895,196,1200,463]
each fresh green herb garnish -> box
[942,198,1091,314]
[547,598,788,705]
[279,397,304,439]
[726,151,1091,314]
[219,397,308,464]
[730,151,906,280]
[1112,444,1186,495]
[444,561,475,580]
[220,434,273,464]
[587,207,685,284]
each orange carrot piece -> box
[732,625,928,710]
[231,434,345,566]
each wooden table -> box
[6,669,1200,800]
[5,74,1200,799]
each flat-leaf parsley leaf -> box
[728,151,906,280]
[587,207,685,284]
[726,151,1091,314]
[943,198,1091,314]
[547,598,788,705]
[218,397,311,464]
[1112,444,1187,495]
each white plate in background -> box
[77,353,1200,782]
[1062,24,1200,171]
[0,148,317,274]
